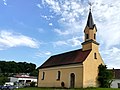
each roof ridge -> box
[52,49,82,57]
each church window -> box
[41,72,45,80]
[94,34,96,39]
[56,71,61,80]
[94,53,97,59]
[86,34,89,39]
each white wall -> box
[111,79,120,88]
[10,77,18,82]
[10,77,37,83]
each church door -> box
[70,73,75,88]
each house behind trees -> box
[111,69,120,88]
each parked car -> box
[0,85,2,90]
[0,85,15,90]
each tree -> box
[30,69,38,76]
[98,64,113,88]
[0,74,9,85]
[0,61,36,74]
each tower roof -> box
[86,9,95,29]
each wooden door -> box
[70,73,75,88]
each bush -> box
[30,82,36,87]
[0,76,9,85]
[61,82,65,88]
[98,64,113,88]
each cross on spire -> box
[88,2,93,12]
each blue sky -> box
[0,0,120,68]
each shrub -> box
[30,82,36,87]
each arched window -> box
[41,72,45,80]
[57,71,61,80]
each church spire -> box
[86,7,94,29]
[82,6,99,51]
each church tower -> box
[82,8,99,51]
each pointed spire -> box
[86,5,94,29]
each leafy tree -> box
[0,75,9,85]
[30,69,38,76]
[98,64,113,88]
[0,61,36,76]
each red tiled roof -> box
[15,75,37,79]
[39,49,91,69]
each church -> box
[38,8,104,88]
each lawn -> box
[16,87,120,90]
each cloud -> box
[42,0,86,20]
[3,0,7,5]
[68,37,82,47]
[42,0,120,49]
[42,0,61,14]
[36,51,52,57]
[101,47,120,69]
[54,28,70,35]
[42,0,86,35]
[0,30,39,50]
[37,4,42,8]
[53,22,83,35]
[45,51,51,55]
[53,37,82,47]
[38,28,44,33]
[53,41,68,47]
[41,15,54,20]
[49,23,53,26]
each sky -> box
[0,0,120,69]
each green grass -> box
[16,87,120,90]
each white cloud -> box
[45,51,52,55]
[101,47,120,69]
[42,0,120,48]
[68,37,82,47]
[42,0,85,20]
[36,51,52,57]
[38,28,44,33]
[42,0,61,13]
[41,15,50,20]
[54,28,69,35]
[54,21,83,36]
[53,41,68,47]
[37,4,42,8]
[3,0,7,5]
[0,30,39,50]
[42,0,86,35]
[49,23,53,26]
[53,37,82,47]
